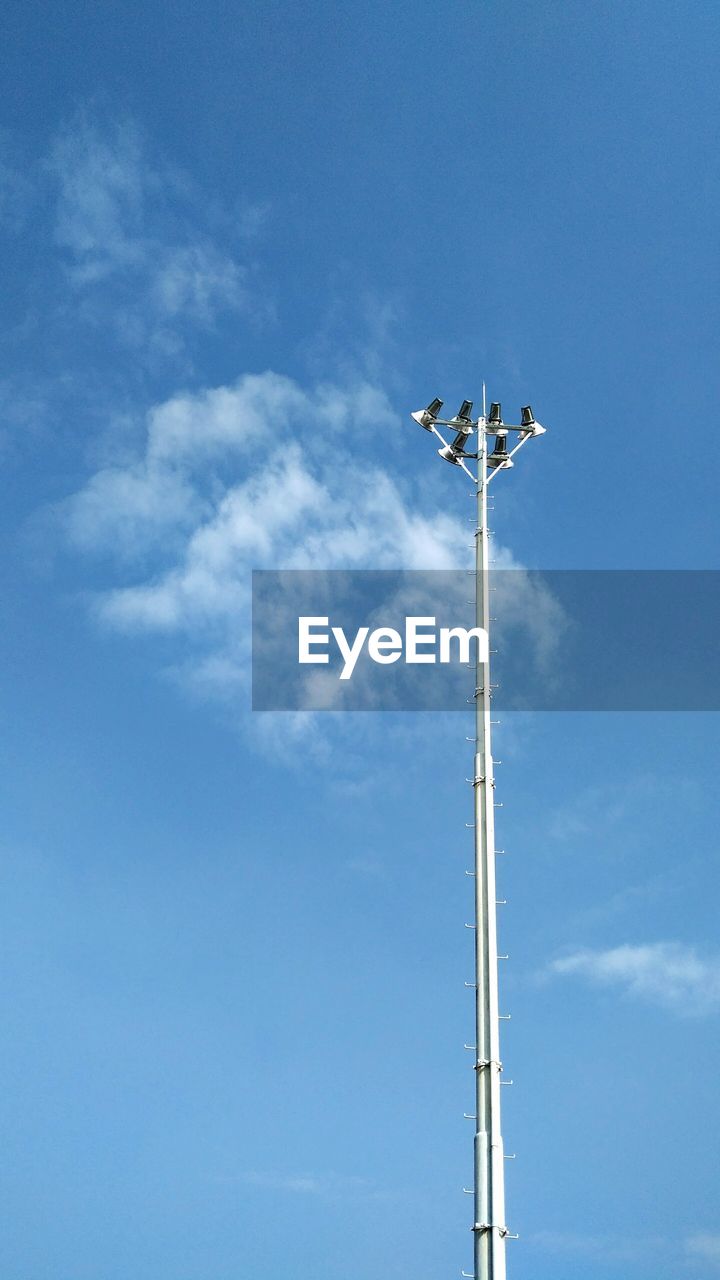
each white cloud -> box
[146,373,306,463]
[94,443,465,652]
[240,1170,370,1197]
[64,459,203,559]
[546,942,720,1016]
[59,367,565,734]
[150,243,245,321]
[45,117,251,348]
[490,544,569,675]
[59,371,467,708]
[48,119,146,280]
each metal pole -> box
[409,391,545,1276]
[473,425,507,1280]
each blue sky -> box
[1,2,719,1277]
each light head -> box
[437,444,462,466]
[487,402,503,428]
[438,426,474,465]
[520,404,546,437]
[435,419,474,465]
[411,397,444,431]
[488,430,513,469]
[450,399,474,426]
[437,397,475,464]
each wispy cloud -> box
[491,544,569,677]
[544,772,705,857]
[545,942,720,1016]
[687,1233,720,1266]
[40,119,565,736]
[547,776,659,843]
[530,1228,666,1264]
[54,360,568,746]
[0,378,51,456]
[239,1170,372,1198]
[58,371,466,707]
[45,116,256,353]
[0,152,32,233]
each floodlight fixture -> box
[438,427,474,465]
[451,399,475,426]
[520,404,546,437]
[487,402,503,427]
[411,397,444,430]
[436,402,476,466]
[488,430,513,469]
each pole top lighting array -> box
[410,396,546,483]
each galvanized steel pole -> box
[408,392,546,1279]
[473,425,507,1280]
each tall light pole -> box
[409,392,546,1280]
